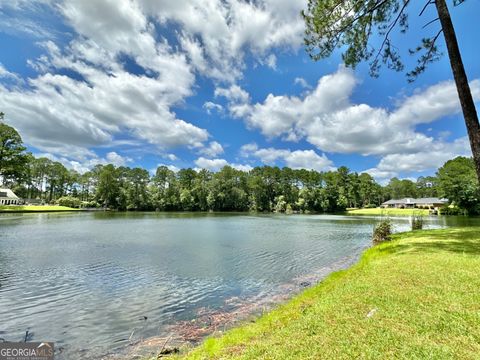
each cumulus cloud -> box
[231,163,254,172]
[140,0,305,82]
[224,66,479,177]
[194,158,229,172]
[105,151,132,167]
[0,0,309,173]
[165,154,178,161]
[294,77,311,89]
[364,137,472,181]
[259,54,277,70]
[227,67,480,157]
[203,101,223,115]
[194,157,252,172]
[199,141,224,158]
[0,66,208,153]
[215,84,252,118]
[0,0,212,159]
[36,150,132,174]
[390,80,480,127]
[240,143,335,172]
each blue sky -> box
[0,0,479,182]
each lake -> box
[0,212,478,359]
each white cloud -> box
[231,163,253,172]
[215,84,252,118]
[0,68,209,153]
[0,0,310,168]
[227,67,480,176]
[364,137,472,181]
[259,54,277,70]
[59,0,155,61]
[140,0,305,82]
[36,150,132,174]
[294,77,311,89]
[165,154,178,161]
[199,141,224,158]
[215,84,250,104]
[203,101,223,115]
[106,151,132,167]
[0,0,57,39]
[228,67,480,157]
[390,79,480,127]
[240,143,335,172]
[194,157,228,172]
[0,64,22,82]
[0,0,309,165]
[0,26,209,155]
[284,150,335,172]
[3,1,476,180]
[194,157,252,172]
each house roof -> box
[382,197,448,205]
[415,197,448,204]
[382,198,415,205]
[0,189,19,199]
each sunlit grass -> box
[0,205,81,212]
[178,227,480,359]
[348,207,430,216]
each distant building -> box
[23,198,44,205]
[0,188,20,205]
[381,198,448,210]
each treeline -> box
[13,159,386,212]
[7,153,480,215]
[1,118,479,214]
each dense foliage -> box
[1,120,479,214]
[0,113,29,183]
[7,160,387,212]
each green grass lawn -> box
[348,207,431,216]
[177,227,480,359]
[0,205,81,212]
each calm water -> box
[0,212,478,359]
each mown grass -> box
[348,207,430,216]
[0,205,81,212]
[177,227,480,359]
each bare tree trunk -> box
[435,0,480,182]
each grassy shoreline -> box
[177,227,480,359]
[0,205,82,213]
[347,207,431,216]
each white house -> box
[381,197,448,210]
[0,188,20,205]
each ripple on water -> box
[0,213,466,359]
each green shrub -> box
[365,203,377,208]
[57,196,82,208]
[82,200,100,208]
[372,219,392,244]
[411,214,424,231]
[439,204,461,215]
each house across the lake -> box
[381,197,448,210]
[0,188,20,205]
